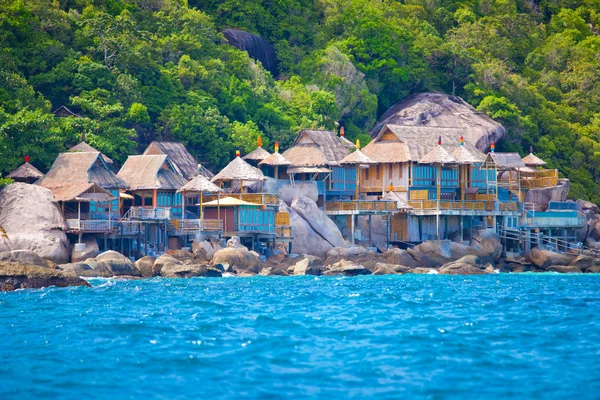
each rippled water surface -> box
[1,275,600,399]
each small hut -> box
[177,174,222,221]
[522,147,547,168]
[7,157,44,183]
[69,141,114,166]
[212,153,266,194]
[243,137,271,166]
[451,137,486,201]
[339,145,376,199]
[258,143,291,179]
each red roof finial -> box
[340,126,345,137]
[460,136,464,146]
[235,150,240,158]
[438,136,442,146]
[24,155,30,163]
[274,141,279,152]
[257,136,262,147]
[491,142,495,152]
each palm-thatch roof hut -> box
[178,174,222,193]
[39,152,127,202]
[282,130,354,170]
[419,145,458,165]
[522,151,547,167]
[339,149,376,166]
[143,141,213,180]
[259,152,291,167]
[451,144,486,164]
[243,146,271,162]
[117,155,188,191]
[212,156,265,184]
[482,153,525,171]
[69,141,114,165]
[7,161,44,183]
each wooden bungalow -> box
[242,138,271,167]
[282,129,357,200]
[38,151,127,235]
[52,105,82,118]
[7,157,44,183]
[174,174,224,236]
[143,141,214,180]
[258,144,291,180]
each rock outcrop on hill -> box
[0,183,69,263]
[369,92,505,152]
[223,29,278,75]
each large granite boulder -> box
[291,196,347,248]
[369,92,505,152]
[192,239,222,263]
[524,179,570,211]
[471,230,503,260]
[135,256,157,278]
[0,249,45,267]
[153,254,180,276]
[326,246,374,259]
[277,181,319,205]
[0,261,90,291]
[223,29,278,75]
[287,256,323,276]
[372,263,399,275]
[0,183,69,263]
[439,263,491,275]
[226,236,247,250]
[280,201,333,258]
[384,248,421,268]
[58,261,113,278]
[95,251,141,276]
[211,248,261,273]
[528,248,573,270]
[407,240,479,268]
[323,260,371,276]
[546,265,582,273]
[160,263,222,278]
[357,215,388,252]
[259,266,288,276]
[166,249,194,262]
[569,255,594,270]
[71,236,99,263]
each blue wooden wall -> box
[237,206,275,233]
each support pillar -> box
[368,214,372,247]
[350,213,355,245]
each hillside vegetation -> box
[1,0,599,201]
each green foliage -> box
[1,0,600,202]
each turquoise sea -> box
[1,275,599,399]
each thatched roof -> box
[117,155,188,190]
[211,156,266,182]
[339,149,376,165]
[522,152,547,167]
[283,130,353,168]
[482,153,526,171]
[178,174,222,193]
[202,196,261,207]
[382,191,413,210]
[451,145,486,164]
[259,152,291,167]
[39,152,127,201]
[369,92,505,152]
[419,145,458,165]
[7,162,44,180]
[339,135,356,150]
[143,141,203,180]
[52,105,82,118]
[243,146,271,161]
[69,141,114,164]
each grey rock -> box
[546,265,582,273]
[160,263,222,278]
[0,261,90,291]
[135,256,157,278]
[0,249,45,267]
[95,251,141,276]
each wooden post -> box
[181,191,185,222]
[355,164,359,200]
[200,192,203,220]
[153,189,158,207]
[437,164,441,239]
[351,213,355,245]
[217,192,221,220]
[368,214,372,247]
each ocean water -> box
[1,275,600,399]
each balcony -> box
[170,219,224,234]
[128,207,171,220]
[66,219,114,233]
[522,211,585,228]
[407,200,520,216]
[201,193,279,206]
[325,200,397,215]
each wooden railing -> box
[325,200,397,213]
[202,193,279,205]
[66,219,114,232]
[275,225,292,239]
[360,183,406,193]
[170,219,223,233]
[129,207,171,220]
[275,212,290,226]
[407,200,520,212]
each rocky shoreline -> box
[1,233,599,292]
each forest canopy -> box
[1,0,600,201]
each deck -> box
[406,200,521,216]
[325,200,397,215]
[66,219,115,233]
